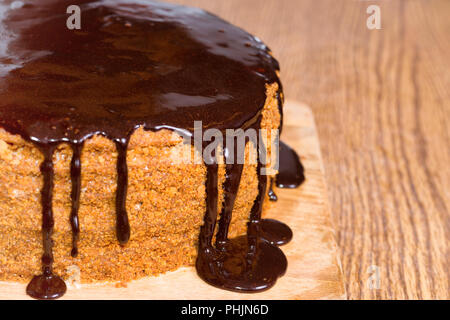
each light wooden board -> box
[0,101,346,300]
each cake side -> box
[0,0,290,297]
[0,83,281,284]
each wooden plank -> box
[0,101,345,300]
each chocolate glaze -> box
[197,139,288,292]
[115,140,131,245]
[70,144,82,257]
[276,141,305,188]
[26,145,67,299]
[0,0,303,299]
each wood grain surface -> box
[0,102,345,300]
[168,0,450,300]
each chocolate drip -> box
[269,138,307,199]
[115,140,131,245]
[26,272,67,300]
[196,131,288,292]
[26,146,67,300]
[268,177,278,202]
[276,141,305,188]
[249,150,268,224]
[70,144,82,257]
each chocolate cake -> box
[0,0,304,299]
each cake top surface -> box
[0,0,281,144]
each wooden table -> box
[170,0,450,300]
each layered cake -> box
[0,0,304,299]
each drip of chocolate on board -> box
[268,178,278,202]
[0,0,304,298]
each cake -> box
[0,0,304,299]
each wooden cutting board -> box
[0,101,346,300]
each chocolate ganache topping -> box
[0,0,304,299]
